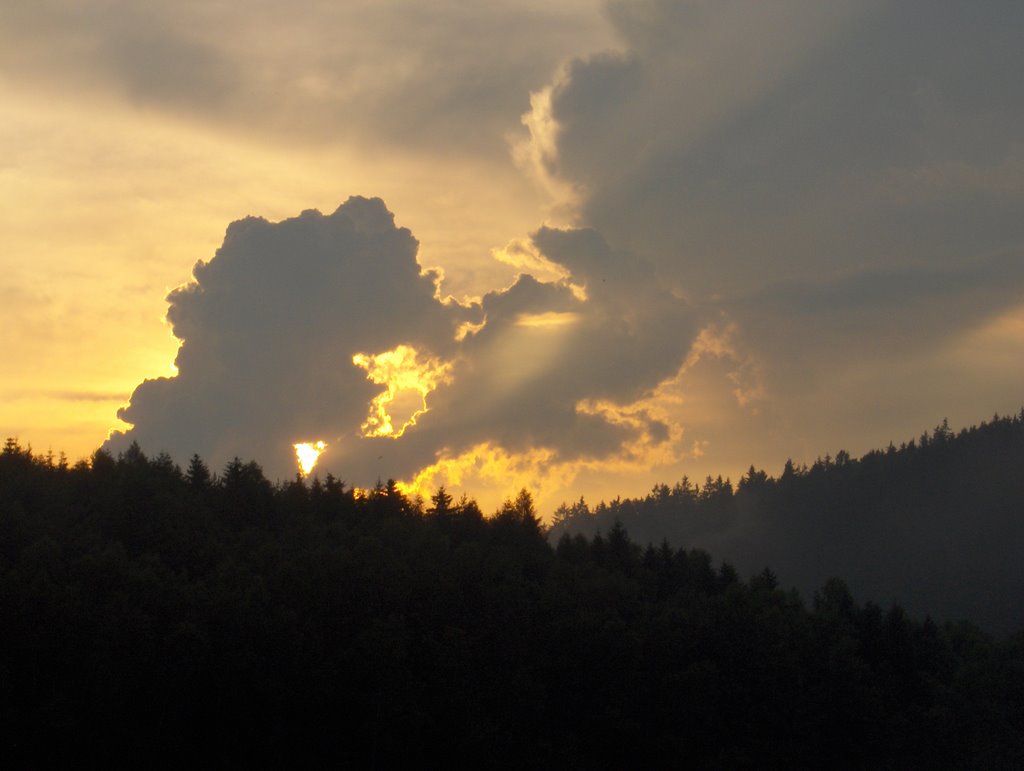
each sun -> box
[293,440,327,476]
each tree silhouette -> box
[2,416,1024,766]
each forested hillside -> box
[2,436,1023,766]
[552,412,1024,635]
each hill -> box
[551,411,1024,634]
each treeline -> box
[552,412,1024,635]
[2,438,1023,767]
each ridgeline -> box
[552,411,1024,635]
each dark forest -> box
[552,412,1024,636]
[2,415,1023,767]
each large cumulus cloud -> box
[107,196,700,486]
[107,198,458,476]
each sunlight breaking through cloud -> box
[515,311,580,328]
[351,344,454,438]
[294,440,327,476]
[396,442,567,504]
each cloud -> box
[0,0,611,158]
[107,197,459,476]
[392,228,700,468]
[106,197,703,497]
[515,0,1024,469]
[93,0,1024,509]
[523,0,1024,293]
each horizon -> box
[7,407,1020,518]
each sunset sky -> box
[3,0,1023,514]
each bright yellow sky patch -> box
[515,311,580,328]
[352,345,454,438]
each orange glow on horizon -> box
[396,442,562,510]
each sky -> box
[3,0,1023,515]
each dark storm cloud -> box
[515,0,1024,450]
[106,198,698,483]
[541,0,1024,299]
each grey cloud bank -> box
[546,1,1024,293]
[0,0,609,157]
[524,0,1024,467]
